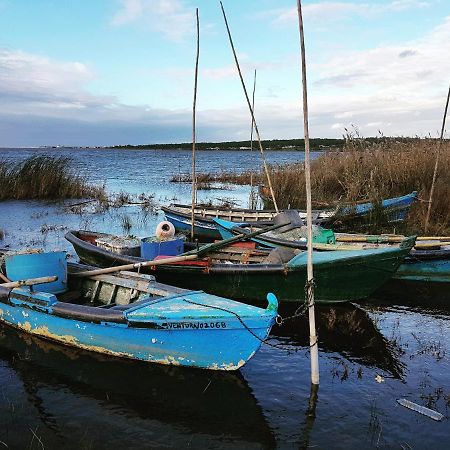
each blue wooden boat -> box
[0,251,277,370]
[391,245,450,284]
[161,191,417,241]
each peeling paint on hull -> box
[0,302,274,371]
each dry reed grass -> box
[185,138,449,234]
[0,155,106,201]
[265,138,450,234]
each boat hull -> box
[162,192,417,241]
[67,231,412,304]
[393,256,450,283]
[0,298,273,371]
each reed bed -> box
[0,155,106,201]
[264,139,450,234]
[182,138,449,234]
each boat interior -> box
[74,231,301,267]
[65,264,189,309]
[167,204,277,222]
[0,248,189,311]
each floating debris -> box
[397,399,444,421]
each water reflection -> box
[0,324,275,449]
[273,303,406,380]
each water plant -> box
[0,155,106,201]
[181,137,449,234]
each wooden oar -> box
[73,254,199,277]
[185,221,291,257]
[336,234,450,245]
[1,276,58,289]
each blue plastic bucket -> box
[141,237,184,260]
[5,251,68,294]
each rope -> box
[182,295,318,351]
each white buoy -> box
[155,221,175,240]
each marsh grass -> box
[0,155,106,201]
[193,138,449,234]
[268,139,450,233]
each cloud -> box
[1,12,449,147]
[266,0,432,25]
[111,0,194,41]
[313,15,450,93]
[398,49,418,58]
[297,16,450,136]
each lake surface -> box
[0,148,449,449]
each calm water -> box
[0,148,449,449]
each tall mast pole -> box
[297,0,319,385]
[249,69,257,209]
[191,8,200,240]
[425,84,450,232]
[220,1,279,212]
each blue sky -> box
[0,0,449,146]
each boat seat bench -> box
[51,302,127,324]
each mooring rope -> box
[182,291,318,352]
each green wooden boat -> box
[66,231,415,305]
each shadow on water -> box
[373,279,450,306]
[273,302,406,380]
[0,324,276,449]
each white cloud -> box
[313,15,450,96]
[111,0,194,41]
[267,0,431,25]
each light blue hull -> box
[341,191,417,221]
[164,211,221,240]
[394,258,450,283]
[0,289,276,371]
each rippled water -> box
[0,148,448,449]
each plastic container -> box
[5,251,67,294]
[141,237,184,260]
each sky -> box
[0,0,449,147]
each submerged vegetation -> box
[0,155,106,201]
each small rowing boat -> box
[0,250,277,370]
[161,191,417,241]
[66,230,415,304]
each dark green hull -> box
[66,231,413,305]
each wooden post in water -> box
[249,69,257,209]
[425,84,450,233]
[296,0,319,386]
[191,8,200,240]
[220,1,279,213]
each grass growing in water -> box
[176,138,450,234]
[264,138,450,234]
[0,155,106,201]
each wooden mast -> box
[191,8,200,240]
[425,84,450,233]
[249,69,257,209]
[220,1,279,212]
[297,0,319,385]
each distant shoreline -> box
[1,136,437,151]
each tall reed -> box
[265,138,450,234]
[0,155,106,201]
